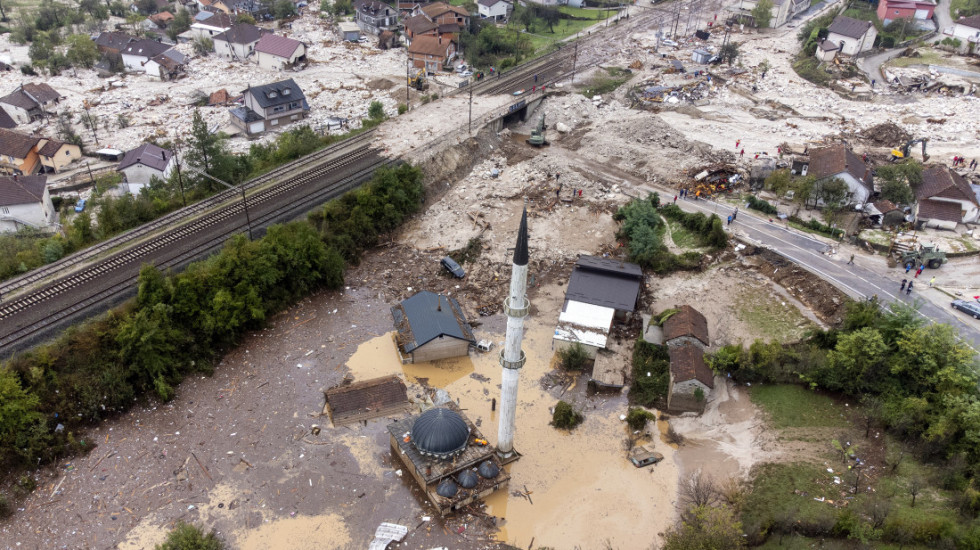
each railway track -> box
[0,145,388,353]
[0,129,378,300]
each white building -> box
[254,34,307,71]
[213,23,268,60]
[190,11,234,39]
[477,0,509,21]
[807,145,873,205]
[116,143,176,195]
[120,39,172,71]
[951,14,980,42]
[826,15,877,55]
[0,174,56,232]
[815,39,839,62]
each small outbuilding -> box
[692,48,711,64]
[667,343,714,413]
[391,291,475,363]
[662,305,709,350]
[323,375,411,426]
[338,21,362,41]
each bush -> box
[630,339,670,407]
[881,36,896,48]
[552,400,584,429]
[556,343,589,371]
[156,522,226,550]
[788,215,843,238]
[746,195,777,215]
[20,65,37,75]
[626,407,655,431]
[0,492,11,518]
[397,103,408,115]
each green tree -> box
[136,0,159,15]
[752,0,773,28]
[663,505,746,550]
[274,0,298,19]
[764,169,793,197]
[824,327,887,393]
[552,400,584,429]
[167,9,192,41]
[155,522,226,550]
[368,100,385,120]
[0,368,47,466]
[880,178,914,205]
[28,34,54,67]
[720,42,740,66]
[236,13,256,24]
[66,34,99,69]
[185,110,223,176]
[126,12,146,35]
[193,36,213,55]
[330,0,353,16]
[816,178,849,207]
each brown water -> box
[344,283,679,549]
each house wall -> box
[816,46,837,62]
[39,144,81,173]
[929,197,980,223]
[408,336,470,363]
[256,45,306,70]
[479,2,508,19]
[552,337,600,359]
[828,28,877,55]
[0,103,30,125]
[262,111,307,132]
[191,24,228,39]
[215,38,256,59]
[121,162,171,185]
[835,172,872,204]
[121,53,149,71]
[952,22,980,41]
[0,187,54,232]
[667,377,710,413]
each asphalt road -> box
[649,191,980,350]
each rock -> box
[556,122,571,133]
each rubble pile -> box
[859,122,912,146]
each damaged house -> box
[254,34,307,71]
[229,78,310,136]
[354,0,400,34]
[213,23,270,61]
[915,165,979,228]
[0,83,62,125]
[807,145,873,205]
[663,305,713,414]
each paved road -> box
[646,190,980,349]
[935,0,954,34]
[859,48,905,84]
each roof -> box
[117,142,173,172]
[818,39,839,51]
[0,174,47,207]
[807,145,870,190]
[149,11,174,24]
[513,207,528,266]
[411,407,470,459]
[0,108,15,129]
[229,105,263,123]
[917,165,978,205]
[881,0,936,10]
[37,138,68,157]
[404,14,438,33]
[669,344,714,388]
[0,128,40,158]
[917,199,962,223]
[1,83,61,112]
[827,15,874,39]
[391,291,475,353]
[663,305,709,346]
[407,34,452,57]
[245,78,306,108]
[555,300,615,349]
[955,14,980,29]
[478,0,504,5]
[22,83,60,105]
[564,255,642,312]
[193,11,233,28]
[324,375,409,422]
[150,52,183,71]
[254,33,304,58]
[338,21,361,33]
[872,199,900,213]
[95,31,138,51]
[121,39,171,59]
[421,2,469,18]
[213,23,267,45]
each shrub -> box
[397,103,408,115]
[556,343,589,371]
[155,522,226,550]
[788,215,843,238]
[0,492,10,518]
[552,400,584,429]
[630,339,670,407]
[367,100,385,120]
[746,195,777,215]
[20,65,37,75]
[626,407,655,431]
[881,36,896,48]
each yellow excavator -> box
[408,69,428,91]
[891,138,929,162]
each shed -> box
[590,349,626,391]
[95,148,125,162]
[391,291,475,363]
[564,255,643,320]
[323,375,411,426]
[662,305,709,349]
[553,300,615,358]
[667,343,714,413]
[339,21,361,41]
[692,49,711,64]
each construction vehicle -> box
[526,113,549,147]
[891,138,929,162]
[897,243,948,269]
[408,69,428,91]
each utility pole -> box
[172,142,187,207]
[406,57,410,110]
[186,167,253,240]
[468,85,473,136]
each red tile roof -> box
[407,34,452,57]
[956,14,980,30]
[669,344,714,388]
[808,145,871,190]
[917,165,978,205]
[0,128,40,159]
[0,174,47,207]
[917,199,962,223]
[663,305,709,346]
[37,138,68,157]
[254,34,303,58]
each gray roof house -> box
[213,23,269,60]
[391,291,475,364]
[826,15,877,55]
[230,78,310,136]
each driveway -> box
[859,47,905,83]
[646,190,980,349]
[935,0,955,33]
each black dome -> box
[436,478,458,497]
[458,469,478,489]
[412,407,470,459]
[478,460,499,479]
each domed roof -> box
[458,469,479,489]
[436,478,458,497]
[478,460,499,479]
[411,407,470,459]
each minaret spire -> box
[497,207,530,460]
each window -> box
[273,105,285,113]
[271,119,279,126]
[1,207,8,214]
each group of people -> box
[952,156,978,171]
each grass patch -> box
[579,66,630,97]
[742,462,841,541]
[842,6,882,30]
[510,7,610,53]
[951,0,980,17]
[792,56,833,87]
[735,293,815,343]
[858,229,891,246]
[749,385,848,429]
[666,219,700,249]
[885,49,944,68]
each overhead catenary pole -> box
[468,85,473,135]
[186,167,253,240]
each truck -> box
[898,243,948,270]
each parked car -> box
[460,70,473,77]
[74,198,86,212]
[661,39,678,47]
[440,256,465,278]
[952,300,980,319]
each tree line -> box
[0,163,425,498]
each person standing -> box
[906,281,913,295]
[673,195,678,203]
[848,254,854,265]
[901,279,907,291]
[727,215,733,225]
[736,139,741,149]
[915,265,923,278]
[929,276,936,287]
[732,208,738,221]
[740,149,745,158]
